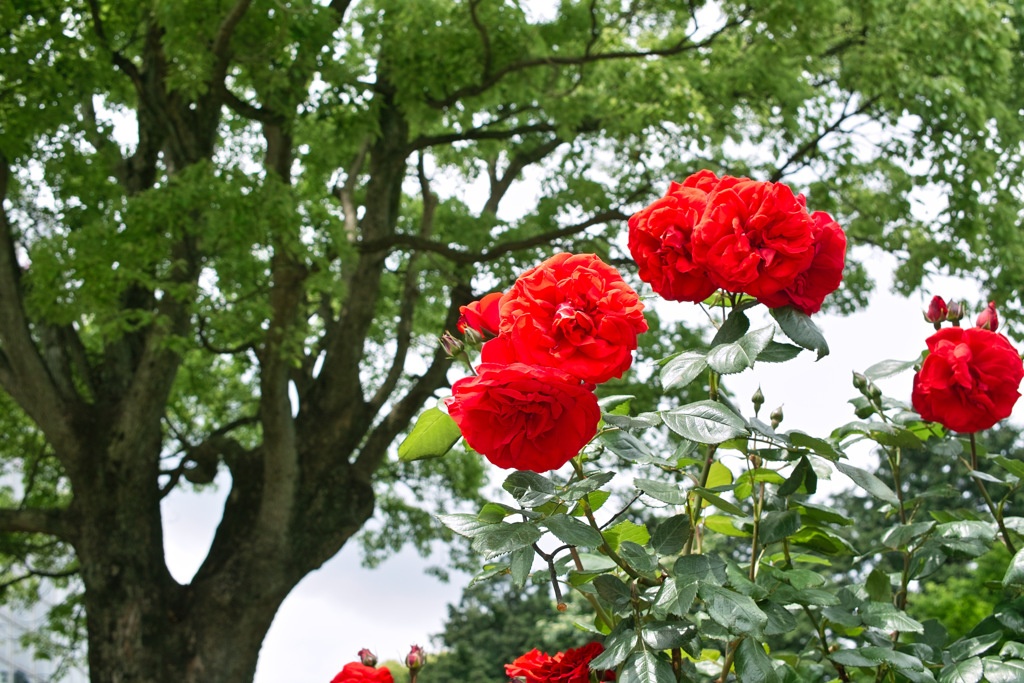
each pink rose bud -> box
[976,301,999,331]
[439,331,464,358]
[924,296,947,327]
[406,644,426,671]
[357,648,378,668]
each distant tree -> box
[1,1,1022,681]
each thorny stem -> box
[966,433,1018,554]
[570,459,659,587]
[532,543,565,607]
[886,448,913,616]
[802,605,850,682]
[750,479,765,582]
[683,444,719,555]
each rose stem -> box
[966,432,1017,554]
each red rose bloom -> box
[446,363,600,472]
[757,210,847,315]
[484,253,648,384]
[627,181,719,303]
[692,179,815,298]
[330,662,394,683]
[911,327,1024,433]
[457,291,503,337]
[505,642,614,683]
[976,301,999,332]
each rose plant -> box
[400,171,1024,682]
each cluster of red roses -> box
[628,169,847,314]
[505,641,614,683]
[912,298,1023,434]
[447,253,648,473]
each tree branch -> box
[483,137,563,215]
[212,0,254,72]
[410,122,558,151]
[359,208,630,264]
[425,17,745,108]
[0,508,74,540]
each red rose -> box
[330,662,394,683]
[925,295,948,324]
[628,181,719,303]
[976,301,999,332]
[505,642,614,683]
[446,363,600,472]
[911,327,1024,433]
[757,210,847,315]
[484,253,648,384]
[692,179,815,298]
[457,291,503,337]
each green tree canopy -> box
[0,0,1022,680]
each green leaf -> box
[620,650,676,683]
[757,341,804,363]
[835,461,900,506]
[604,412,663,429]
[589,620,637,670]
[397,406,462,461]
[502,471,557,507]
[735,638,781,683]
[706,515,752,537]
[762,602,798,635]
[602,429,657,463]
[779,456,817,496]
[938,657,984,683]
[642,621,693,650]
[861,603,925,633]
[634,477,687,505]
[470,521,542,558]
[543,513,604,547]
[707,461,734,489]
[510,546,533,589]
[982,658,1024,682]
[663,400,748,444]
[699,584,768,638]
[707,325,775,375]
[570,490,610,516]
[865,568,891,602]
[947,631,1003,662]
[565,471,616,500]
[661,351,708,390]
[1005,547,1024,587]
[674,554,727,585]
[437,513,493,538]
[759,510,801,546]
[652,514,691,555]
[994,455,1024,480]
[770,306,829,360]
[604,520,651,552]
[593,574,633,611]
[694,487,744,515]
[864,358,918,380]
[831,646,926,672]
[710,308,751,347]
[787,431,843,460]
[619,541,658,576]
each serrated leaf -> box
[735,638,781,683]
[664,400,748,444]
[938,657,984,683]
[835,461,900,506]
[620,650,676,683]
[862,603,925,633]
[543,513,604,547]
[437,513,494,538]
[994,456,1024,480]
[661,351,709,390]
[398,406,462,461]
[982,658,1024,682]
[757,340,804,363]
[865,568,891,602]
[598,395,635,411]
[604,520,651,552]
[604,412,664,429]
[711,309,751,347]
[565,471,615,500]
[706,515,751,537]
[510,546,533,589]
[787,431,843,460]
[864,358,918,380]
[707,460,734,489]
[652,514,691,555]
[503,470,557,500]
[589,621,637,670]
[470,521,542,558]
[779,456,817,496]
[771,305,829,360]
[947,631,1002,662]
[642,621,693,650]
[699,584,768,638]
[762,602,798,635]
[570,490,610,516]
[619,541,658,576]
[694,487,744,515]
[602,429,657,463]
[675,554,727,585]
[635,477,687,505]
[759,510,801,546]
[594,574,633,611]
[1005,547,1024,587]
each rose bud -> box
[976,301,999,332]
[924,296,947,329]
[751,387,765,417]
[770,405,784,429]
[406,644,426,672]
[439,331,464,358]
[852,372,869,392]
[358,649,378,668]
[946,300,965,325]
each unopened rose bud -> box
[976,301,999,332]
[946,300,965,325]
[358,648,378,668]
[751,387,765,417]
[462,325,485,346]
[852,372,869,392]
[770,405,784,429]
[924,296,947,329]
[868,382,882,400]
[439,331,464,358]
[406,644,426,672]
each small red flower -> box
[925,296,948,324]
[911,326,1023,433]
[458,292,503,337]
[330,662,394,683]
